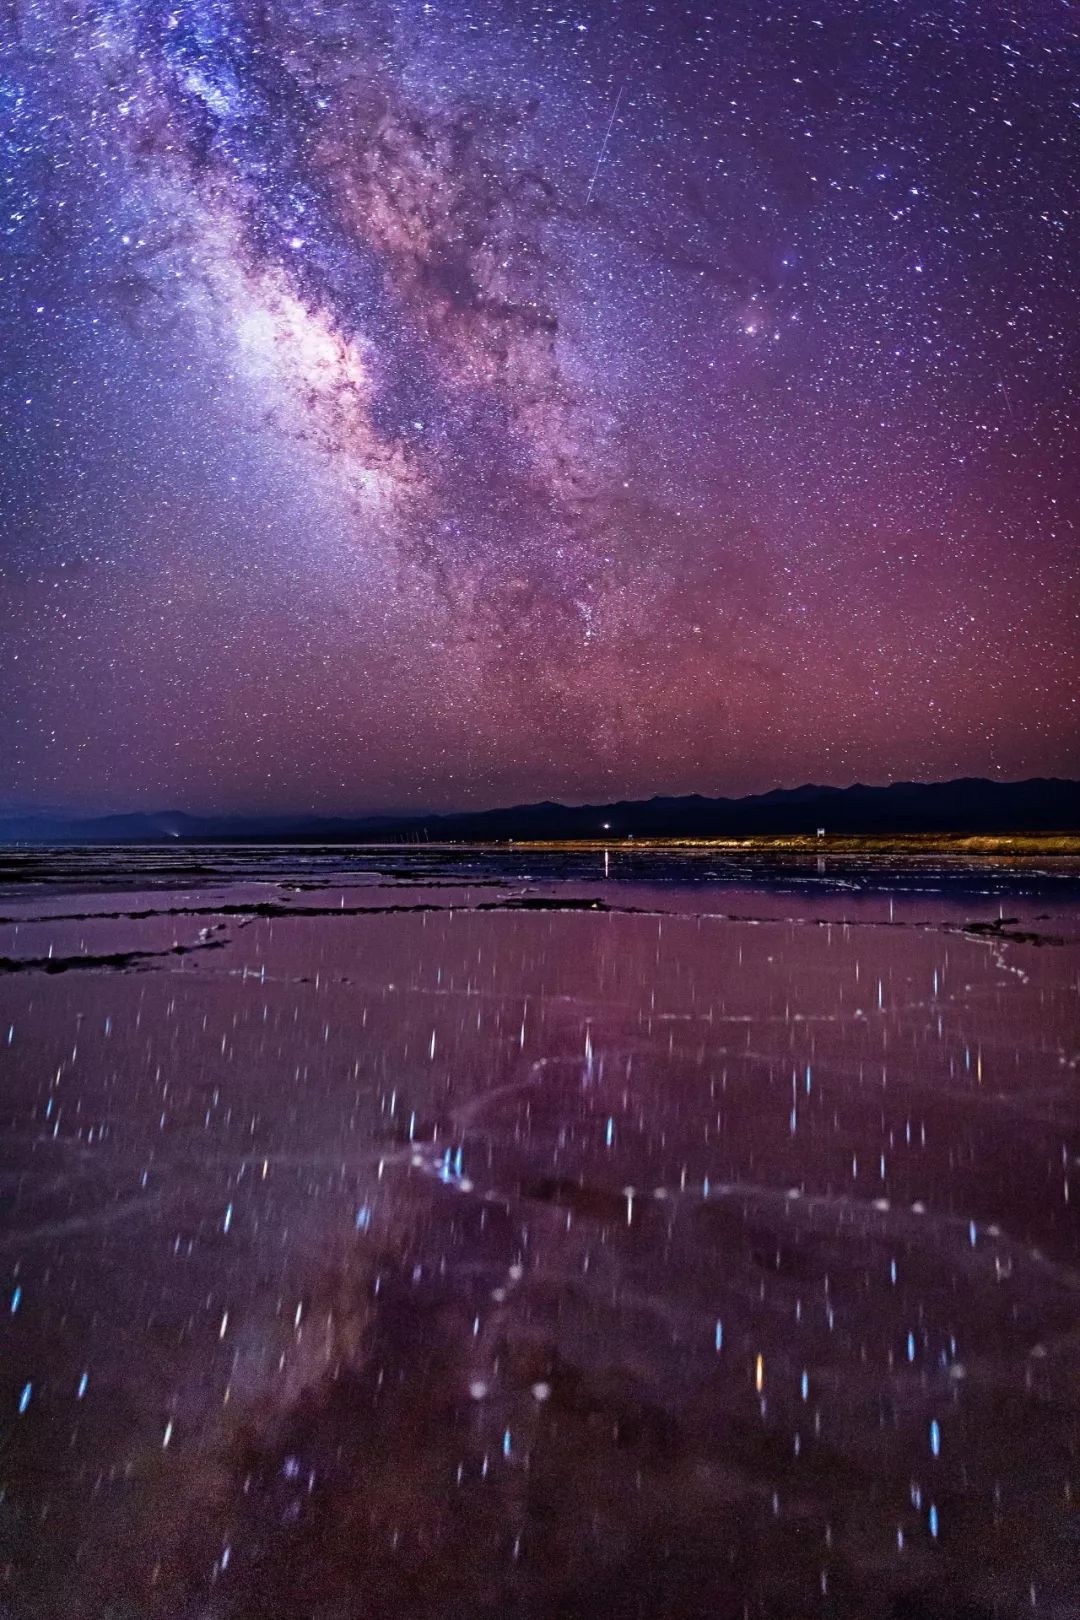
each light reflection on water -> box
[0,849,1078,1618]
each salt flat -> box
[1,847,1078,1619]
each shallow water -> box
[0,848,1079,1618]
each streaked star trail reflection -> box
[0,846,1078,1616]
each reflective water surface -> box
[1,847,1079,1619]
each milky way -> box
[1,0,1078,810]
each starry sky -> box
[1,0,1078,813]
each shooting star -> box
[996,372,1017,424]
[586,83,625,205]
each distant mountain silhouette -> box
[1,778,1077,843]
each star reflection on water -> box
[0,846,1078,1618]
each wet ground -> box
[0,845,1079,1619]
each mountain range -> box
[0,777,1077,843]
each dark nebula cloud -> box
[1,0,1077,810]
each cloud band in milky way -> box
[129,0,618,594]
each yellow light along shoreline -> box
[479,833,1080,859]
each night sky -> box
[1,0,1078,813]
